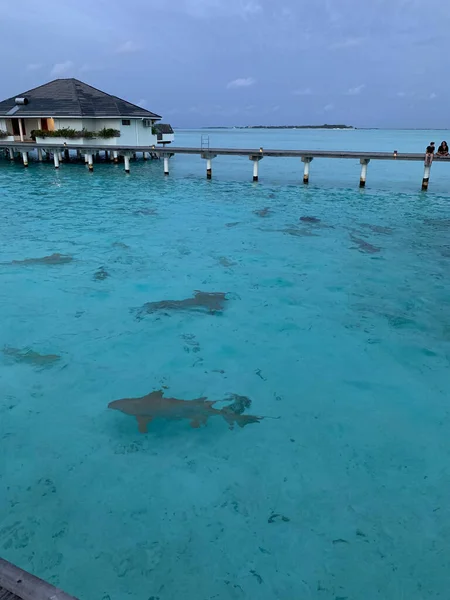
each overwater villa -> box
[0,78,174,167]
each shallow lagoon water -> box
[1,129,450,599]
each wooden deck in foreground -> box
[0,558,78,600]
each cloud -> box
[116,40,140,54]
[227,77,256,89]
[330,37,364,50]
[50,61,74,76]
[27,63,43,71]
[134,98,147,107]
[429,92,437,100]
[347,84,365,95]
[323,103,334,112]
[293,88,312,96]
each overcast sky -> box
[0,0,448,128]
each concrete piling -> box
[53,152,60,169]
[206,158,212,179]
[301,157,313,184]
[87,153,94,172]
[22,152,28,167]
[360,158,370,188]
[164,155,169,176]
[249,155,263,182]
[201,153,217,179]
[37,148,43,162]
[422,164,431,190]
[124,155,130,173]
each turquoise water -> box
[1,129,450,600]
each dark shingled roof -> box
[154,123,174,134]
[0,78,161,119]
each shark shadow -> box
[133,291,228,319]
[108,390,263,432]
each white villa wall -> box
[118,119,157,147]
[0,118,6,131]
[7,116,158,147]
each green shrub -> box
[81,129,96,139]
[31,128,100,140]
[97,127,120,139]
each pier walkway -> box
[0,142,446,189]
[0,557,78,600]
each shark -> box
[2,346,61,367]
[108,390,263,433]
[349,233,381,254]
[93,266,110,281]
[134,291,228,319]
[5,253,73,266]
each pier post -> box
[76,149,81,161]
[53,152,60,169]
[113,151,119,163]
[143,151,148,160]
[164,155,169,176]
[422,164,431,191]
[87,153,94,171]
[359,158,370,188]
[58,151,63,162]
[9,148,15,160]
[201,153,217,179]
[249,155,263,181]
[22,152,28,167]
[301,157,313,184]
[37,148,43,162]
[64,148,70,161]
[84,153,88,164]
[124,154,131,173]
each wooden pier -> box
[1,142,447,190]
[0,557,78,600]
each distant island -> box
[239,124,354,130]
[202,124,354,130]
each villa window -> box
[122,119,131,126]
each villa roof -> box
[0,78,161,119]
[154,123,174,134]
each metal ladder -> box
[201,135,210,151]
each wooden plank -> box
[0,586,21,600]
[0,558,79,600]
